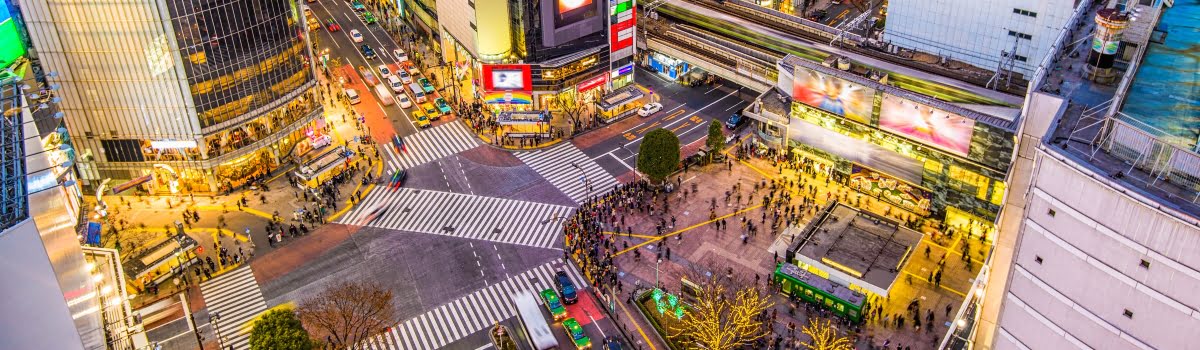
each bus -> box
[773,262,866,323]
[513,291,558,350]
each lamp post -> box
[571,162,591,202]
[655,258,663,289]
[210,312,225,350]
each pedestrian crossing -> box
[199,266,268,350]
[356,259,588,350]
[339,188,575,249]
[515,143,621,204]
[383,122,479,173]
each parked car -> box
[392,48,409,62]
[363,11,377,24]
[351,0,365,11]
[637,102,663,117]
[555,270,578,304]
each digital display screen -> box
[559,0,593,14]
[792,66,876,125]
[492,70,524,89]
[878,94,975,156]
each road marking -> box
[609,152,637,173]
[623,132,637,141]
[594,90,739,161]
[704,85,722,94]
[663,109,686,121]
[614,204,763,257]
[636,121,661,134]
[670,122,691,133]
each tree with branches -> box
[296,281,396,349]
[249,308,316,350]
[667,273,773,350]
[800,318,854,350]
[555,93,587,133]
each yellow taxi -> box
[412,109,431,128]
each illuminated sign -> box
[481,64,532,91]
[559,0,593,14]
[0,3,25,69]
[483,90,533,104]
[576,74,607,92]
[610,20,635,51]
[878,94,975,156]
[150,140,198,149]
[791,66,876,125]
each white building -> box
[883,0,1079,77]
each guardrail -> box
[719,0,864,45]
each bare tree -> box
[800,318,854,350]
[667,265,773,350]
[296,281,396,349]
[554,93,586,132]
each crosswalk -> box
[383,122,479,173]
[356,259,588,350]
[339,188,575,249]
[515,143,621,204]
[199,266,268,350]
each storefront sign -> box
[849,164,931,215]
[616,63,634,76]
[483,91,533,104]
[111,175,154,194]
[577,74,608,92]
[150,140,198,149]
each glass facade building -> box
[20,0,321,193]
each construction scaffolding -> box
[0,75,27,230]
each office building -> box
[19,0,323,193]
[883,0,1079,78]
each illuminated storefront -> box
[766,55,1015,230]
[648,52,689,80]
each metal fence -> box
[1098,116,1200,204]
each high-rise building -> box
[965,1,1200,349]
[19,0,323,193]
[883,0,1079,78]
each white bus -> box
[513,291,558,350]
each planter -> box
[489,325,518,350]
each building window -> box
[1047,209,1056,217]
[1008,31,1033,40]
[1123,309,1134,319]
[1034,256,1043,264]
[1140,259,1151,269]
[1013,8,1038,17]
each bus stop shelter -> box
[294,145,356,188]
[596,84,652,123]
[496,111,551,138]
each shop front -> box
[610,63,635,89]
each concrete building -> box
[19,0,323,193]
[963,1,1200,349]
[883,0,1080,78]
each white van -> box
[406,83,426,103]
[388,75,404,94]
[344,88,361,104]
[374,84,393,106]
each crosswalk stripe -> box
[385,122,479,169]
[515,143,621,204]
[340,188,574,249]
[199,266,267,350]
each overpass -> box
[643,23,777,93]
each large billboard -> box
[879,94,975,156]
[481,64,532,91]
[791,66,875,125]
[0,3,27,69]
[558,0,596,25]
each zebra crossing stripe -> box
[199,266,267,350]
[339,188,574,249]
[515,143,620,204]
[360,259,587,350]
[388,122,479,170]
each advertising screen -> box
[481,64,532,91]
[879,94,975,156]
[0,3,26,69]
[791,67,875,124]
[557,0,596,25]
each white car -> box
[350,29,364,43]
[377,65,393,80]
[398,70,412,84]
[637,102,664,117]
[396,94,413,108]
[392,48,409,63]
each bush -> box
[249,309,315,350]
[637,129,681,183]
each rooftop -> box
[1040,1,1200,220]
[787,202,923,296]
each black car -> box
[555,270,578,304]
[361,45,376,59]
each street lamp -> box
[211,312,225,349]
[571,162,590,202]
[655,258,663,289]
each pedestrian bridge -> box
[644,24,776,93]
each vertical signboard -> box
[608,0,636,89]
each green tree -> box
[637,129,681,183]
[705,119,725,162]
[249,309,316,350]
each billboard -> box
[0,3,27,69]
[791,67,876,125]
[481,64,532,91]
[557,0,596,25]
[879,94,975,156]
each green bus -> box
[773,263,866,323]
